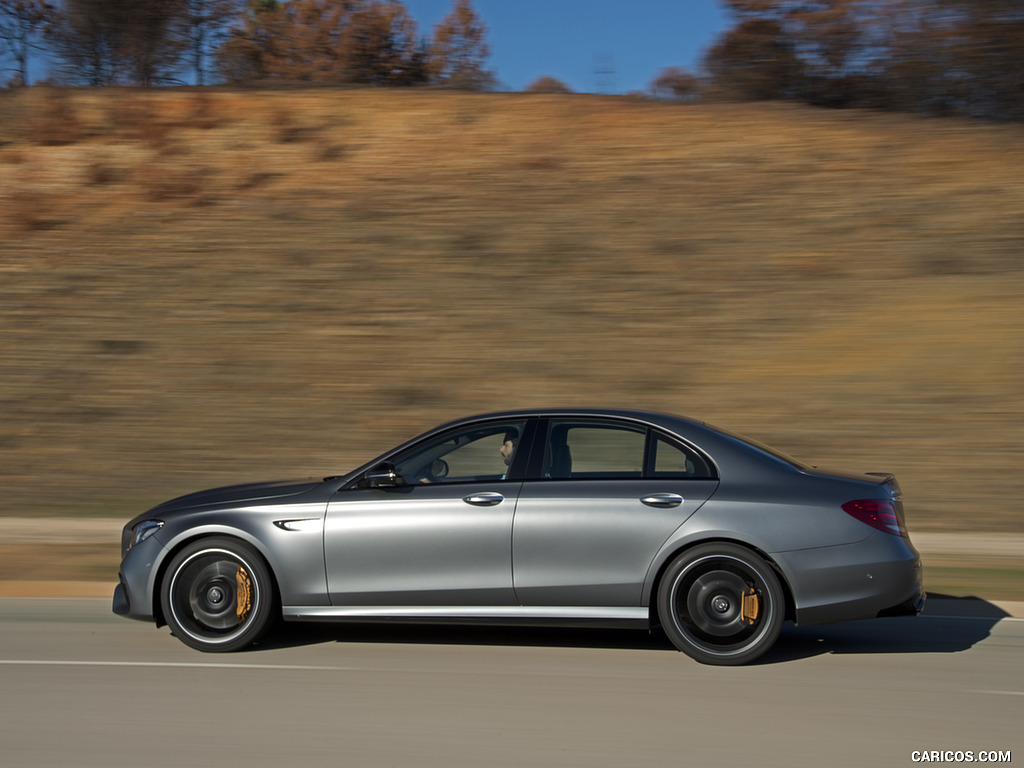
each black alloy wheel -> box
[657,543,785,665]
[161,537,276,652]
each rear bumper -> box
[877,585,926,618]
[777,531,924,626]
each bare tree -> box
[215,0,282,82]
[121,0,189,85]
[345,1,428,85]
[707,0,1024,120]
[52,0,189,85]
[429,0,494,89]
[703,17,804,101]
[255,0,356,81]
[0,0,58,86]
[524,75,572,93]
[216,0,428,85]
[181,0,244,85]
[942,0,1024,120]
[51,0,122,85]
[650,66,698,101]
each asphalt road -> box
[0,598,1020,768]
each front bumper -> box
[111,532,166,623]
[112,579,131,617]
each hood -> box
[148,478,324,514]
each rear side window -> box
[541,420,716,480]
[545,422,645,479]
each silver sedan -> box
[113,409,924,665]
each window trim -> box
[528,417,719,482]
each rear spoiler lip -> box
[801,466,897,487]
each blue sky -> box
[404,0,731,94]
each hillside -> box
[2,88,1023,542]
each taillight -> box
[841,499,907,537]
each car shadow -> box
[757,594,1011,664]
[248,594,1011,662]
[253,621,678,653]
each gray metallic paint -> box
[513,478,718,606]
[325,482,518,606]
[115,408,923,636]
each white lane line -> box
[0,660,356,671]
[923,615,1024,622]
[971,690,1024,696]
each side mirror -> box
[365,462,400,488]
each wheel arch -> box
[151,530,282,628]
[646,537,796,628]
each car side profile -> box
[114,409,924,665]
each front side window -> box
[392,420,526,484]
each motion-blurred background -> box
[1,0,1022,593]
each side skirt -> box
[282,605,649,629]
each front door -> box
[325,419,529,606]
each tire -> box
[161,537,276,652]
[657,543,785,666]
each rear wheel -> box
[161,537,275,652]
[657,543,784,665]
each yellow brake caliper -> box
[235,566,253,623]
[741,588,760,625]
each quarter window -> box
[650,434,714,478]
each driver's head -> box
[499,428,518,466]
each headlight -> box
[127,519,164,552]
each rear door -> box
[512,418,719,607]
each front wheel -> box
[161,537,276,652]
[657,543,785,665]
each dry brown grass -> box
[1,88,1023,535]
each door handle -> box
[463,492,505,506]
[640,493,683,508]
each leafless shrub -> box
[7,191,65,231]
[33,89,84,146]
[524,76,573,94]
[273,110,316,143]
[140,164,210,203]
[96,339,147,355]
[85,160,120,185]
[107,98,170,149]
[521,154,562,171]
[313,142,347,161]
[235,170,277,190]
[183,94,222,130]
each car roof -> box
[434,408,708,431]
